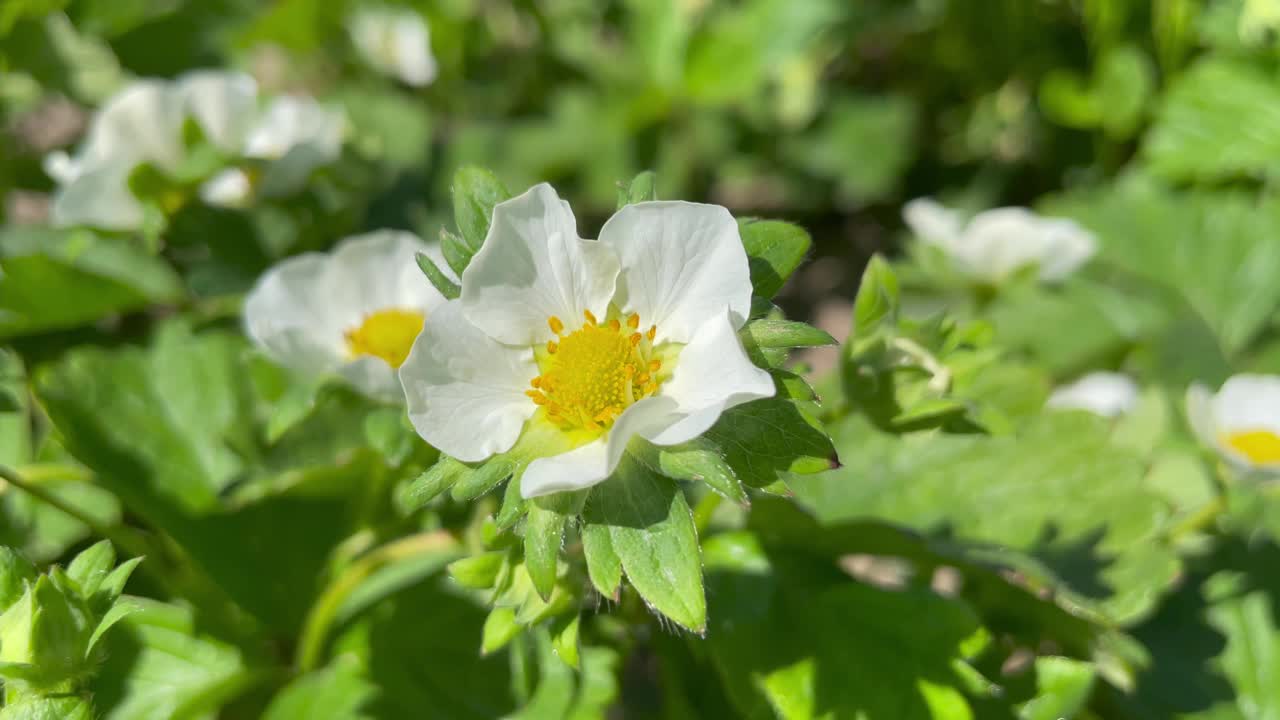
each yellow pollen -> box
[527,311,669,432]
[647,325,657,341]
[344,308,424,368]
[1223,429,1280,465]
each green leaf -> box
[66,539,115,597]
[580,523,622,600]
[91,598,261,720]
[0,227,184,339]
[633,437,747,505]
[739,318,835,349]
[1144,58,1280,182]
[783,94,917,203]
[262,656,375,720]
[853,254,899,336]
[85,596,143,657]
[93,557,143,610]
[617,170,657,208]
[793,412,1180,623]
[0,696,94,720]
[1044,178,1280,355]
[703,532,986,720]
[551,614,580,670]
[702,398,836,489]
[737,219,811,298]
[1019,656,1095,720]
[415,251,460,301]
[451,166,511,265]
[0,547,36,612]
[582,454,705,632]
[524,505,565,602]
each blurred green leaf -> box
[262,656,375,720]
[0,227,184,339]
[784,94,917,203]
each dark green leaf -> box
[702,398,836,489]
[452,166,511,261]
[737,219,810,298]
[523,504,565,602]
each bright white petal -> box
[49,164,145,231]
[43,151,81,184]
[244,252,346,374]
[963,207,1049,282]
[645,310,775,445]
[521,439,611,498]
[1047,372,1139,418]
[400,301,538,461]
[199,168,252,207]
[903,198,964,250]
[390,12,437,86]
[174,71,259,153]
[244,96,345,161]
[1212,374,1280,434]
[1185,383,1217,450]
[462,183,619,344]
[600,201,751,343]
[349,6,437,86]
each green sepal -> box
[617,171,657,208]
[450,166,511,273]
[414,251,460,300]
[633,437,748,506]
[523,505,566,602]
[447,551,506,590]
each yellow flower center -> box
[527,310,668,432]
[344,307,425,368]
[1222,429,1280,465]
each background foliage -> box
[3,0,1280,718]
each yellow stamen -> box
[529,311,670,433]
[344,307,425,368]
[1223,429,1280,465]
[647,325,657,341]
[548,316,564,335]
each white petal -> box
[963,207,1050,282]
[340,356,401,400]
[43,151,82,184]
[1047,372,1139,418]
[903,197,963,250]
[1185,383,1217,449]
[320,230,446,331]
[244,252,346,374]
[599,201,751,343]
[1212,374,1280,435]
[1034,218,1097,282]
[244,96,345,161]
[174,71,259,153]
[49,164,145,231]
[400,301,538,460]
[199,168,252,207]
[390,12,438,86]
[83,80,185,173]
[644,309,776,445]
[462,183,619,344]
[521,439,610,498]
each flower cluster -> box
[45,71,344,230]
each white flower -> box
[399,184,776,498]
[903,198,1097,283]
[243,96,345,197]
[1047,372,1139,418]
[1187,374,1280,472]
[349,5,437,87]
[244,230,449,399]
[46,71,344,228]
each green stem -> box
[0,465,147,559]
[295,531,458,672]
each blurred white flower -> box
[903,198,1097,284]
[1047,372,1139,418]
[46,71,345,226]
[1187,374,1280,472]
[399,184,775,497]
[244,230,450,399]
[349,5,437,87]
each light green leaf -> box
[0,696,94,720]
[398,456,470,512]
[617,170,657,208]
[0,227,184,339]
[262,656,375,720]
[633,437,748,505]
[582,454,705,632]
[738,219,811,298]
[793,412,1179,623]
[853,255,898,336]
[448,552,506,590]
[580,523,622,600]
[0,546,36,612]
[66,539,115,597]
[451,165,511,267]
[482,606,521,655]
[415,251,461,301]
[1018,657,1095,720]
[739,318,835,349]
[85,595,143,658]
[1144,58,1280,182]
